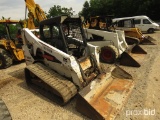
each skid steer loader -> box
[0,19,24,69]
[85,16,156,45]
[84,28,147,67]
[112,18,156,45]
[83,16,147,67]
[22,15,135,120]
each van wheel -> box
[0,49,13,69]
[100,45,118,63]
[147,28,154,33]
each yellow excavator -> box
[85,16,156,45]
[0,19,24,69]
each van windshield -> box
[143,19,151,24]
[148,18,154,23]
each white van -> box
[112,15,159,33]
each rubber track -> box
[25,63,77,104]
[0,98,12,120]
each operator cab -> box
[0,20,23,48]
[39,15,88,60]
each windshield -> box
[0,23,21,40]
[62,21,84,40]
[148,18,154,23]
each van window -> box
[117,21,124,27]
[143,19,151,24]
[134,19,141,24]
[124,20,132,27]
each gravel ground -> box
[0,31,160,120]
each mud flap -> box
[120,45,147,67]
[141,36,156,45]
[76,66,134,120]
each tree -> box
[80,0,160,20]
[80,1,90,18]
[47,5,74,18]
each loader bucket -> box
[76,66,134,120]
[120,45,147,67]
[141,36,156,45]
[145,36,156,41]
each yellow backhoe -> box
[0,19,24,69]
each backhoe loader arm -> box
[24,0,47,29]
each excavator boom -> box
[24,0,47,29]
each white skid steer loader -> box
[22,15,134,120]
[84,28,147,67]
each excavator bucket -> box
[76,65,134,120]
[120,45,147,67]
[141,36,156,45]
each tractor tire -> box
[147,28,154,33]
[0,49,13,69]
[100,45,118,63]
[0,98,12,120]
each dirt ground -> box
[0,31,160,120]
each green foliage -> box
[0,24,6,37]
[80,0,160,20]
[47,5,74,18]
[80,1,90,18]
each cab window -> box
[134,19,141,24]
[124,20,132,27]
[143,19,151,24]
